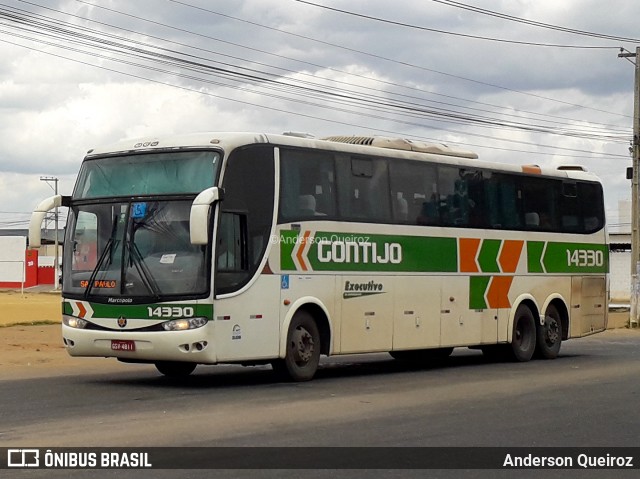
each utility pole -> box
[40,176,60,291]
[619,47,640,327]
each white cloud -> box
[0,0,636,227]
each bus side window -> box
[579,181,604,233]
[558,181,580,232]
[438,166,477,227]
[216,211,247,271]
[279,149,336,221]
[389,160,438,225]
[337,156,391,222]
[216,145,274,295]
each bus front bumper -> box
[61,324,217,364]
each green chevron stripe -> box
[469,276,491,309]
[477,239,501,273]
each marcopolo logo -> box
[343,280,385,299]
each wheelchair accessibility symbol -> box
[281,275,289,290]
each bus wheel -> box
[155,361,196,377]
[272,311,320,382]
[535,304,562,359]
[508,305,537,362]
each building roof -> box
[0,229,64,244]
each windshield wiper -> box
[126,240,161,299]
[84,237,116,298]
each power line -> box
[69,0,631,120]
[169,0,632,122]
[287,0,631,118]
[0,34,628,163]
[0,0,631,163]
[294,0,622,48]
[431,0,640,44]
[0,7,629,149]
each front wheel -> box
[272,311,320,382]
[535,304,562,359]
[155,361,196,377]
[508,305,537,362]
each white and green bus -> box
[29,132,608,381]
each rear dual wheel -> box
[535,304,562,359]
[482,305,537,362]
[508,304,537,362]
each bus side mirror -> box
[29,195,70,248]
[190,187,224,245]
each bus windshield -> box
[62,150,219,301]
[74,150,218,199]
[63,199,209,300]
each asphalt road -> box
[1,329,639,479]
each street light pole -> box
[619,47,640,327]
[40,176,60,290]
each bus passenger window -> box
[389,160,438,225]
[336,156,391,222]
[279,149,336,221]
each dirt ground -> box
[0,290,101,379]
[0,289,634,380]
[0,289,62,326]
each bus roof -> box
[85,131,601,182]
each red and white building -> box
[0,230,61,288]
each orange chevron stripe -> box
[486,276,514,309]
[459,238,481,273]
[296,231,311,271]
[498,240,524,273]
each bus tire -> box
[272,311,320,382]
[508,305,537,362]
[155,361,196,377]
[535,304,562,359]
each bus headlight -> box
[63,316,88,329]
[162,317,208,331]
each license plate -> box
[111,339,136,352]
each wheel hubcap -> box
[291,326,314,364]
[546,319,560,345]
